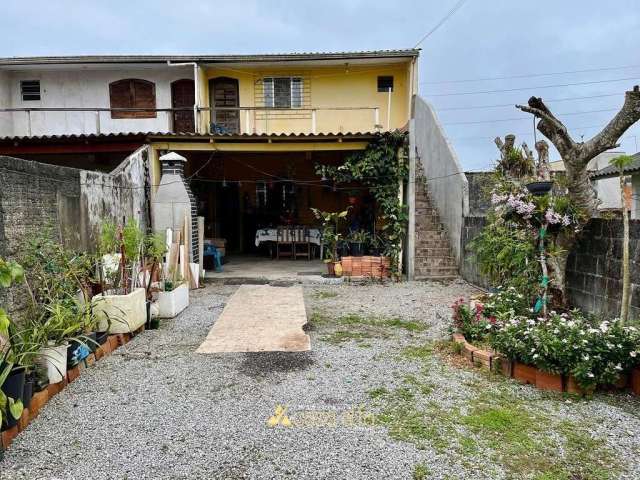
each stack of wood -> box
[340,256,391,279]
[165,212,200,289]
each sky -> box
[2,0,639,171]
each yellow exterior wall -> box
[201,61,414,135]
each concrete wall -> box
[0,66,192,137]
[80,145,150,247]
[410,95,468,267]
[566,218,640,319]
[460,215,640,319]
[0,149,149,255]
[466,171,494,217]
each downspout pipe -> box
[167,61,200,133]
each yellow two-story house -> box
[0,49,461,279]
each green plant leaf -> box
[8,397,23,420]
[0,307,9,337]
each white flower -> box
[587,372,595,378]
[583,354,590,361]
[562,339,568,344]
[631,351,638,358]
[615,364,623,371]
[533,354,539,359]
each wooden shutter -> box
[109,79,156,119]
[132,80,156,118]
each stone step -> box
[415,247,453,257]
[415,266,459,278]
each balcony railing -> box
[0,105,386,137]
[203,106,383,135]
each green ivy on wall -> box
[317,131,409,272]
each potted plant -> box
[348,230,369,257]
[311,207,350,276]
[92,219,146,334]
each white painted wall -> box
[0,71,12,136]
[410,95,468,270]
[0,66,193,137]
[589,151,626,210]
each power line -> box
[442,108,619,126]
[434,93,622,111]
[427,76,640,97]
[422,64,640,85]
[413,0,469,48]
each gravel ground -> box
[1,279,640,479]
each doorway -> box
[171,79,195,133]
[210,77,240,134]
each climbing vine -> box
[316,131,409,271]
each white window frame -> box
[263,77,303,109]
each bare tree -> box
[516,86,640,299]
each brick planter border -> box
[340,256,391,279]
[0,324,145,454]
[451,332,616,396]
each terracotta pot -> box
[512,362,537,385]
[491,356,513,377]
[631,367,640,395]
[614,373,628,390]
[535,370,563,392]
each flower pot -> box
[525,181,554,197]
[95,331,109,345]
[86,332,98,353]
[22,375,34,409]
[631,367,640,396]
[326,261,341,277]
[149,318,161,330]
[1,367,25,430]
[156,283,189,319]
[349,242,364,257]
[512,362,537,385]
[37,343,69,385]
[535,370,563,392]
[92,287,146,334]
[565,375,595,396]
[67,338,90,368]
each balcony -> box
[206,106,385,135]
[0,105,388,138]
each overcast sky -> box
[2,0,639,170]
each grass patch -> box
[401,343,433,361]
[321,330,374,345]
[368,386,389,399]
[372,378,621,479]
[314,312,426,345]
[413,464,431,479]
[314,291,338,299]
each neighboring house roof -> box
[591,152,640,179]
[0,130,382,144]
[0,49,419,67]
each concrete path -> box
[196,284,311,353]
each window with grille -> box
[263,77,303,108]
[109,79,156,118]
[377,76,394,92]
[20,80,41,101]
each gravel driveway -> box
[2,280,640,479]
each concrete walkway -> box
[196,284,311,353]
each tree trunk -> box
[516,86,640,301]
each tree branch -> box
[580,86,640,166]
[516,97,576,157]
